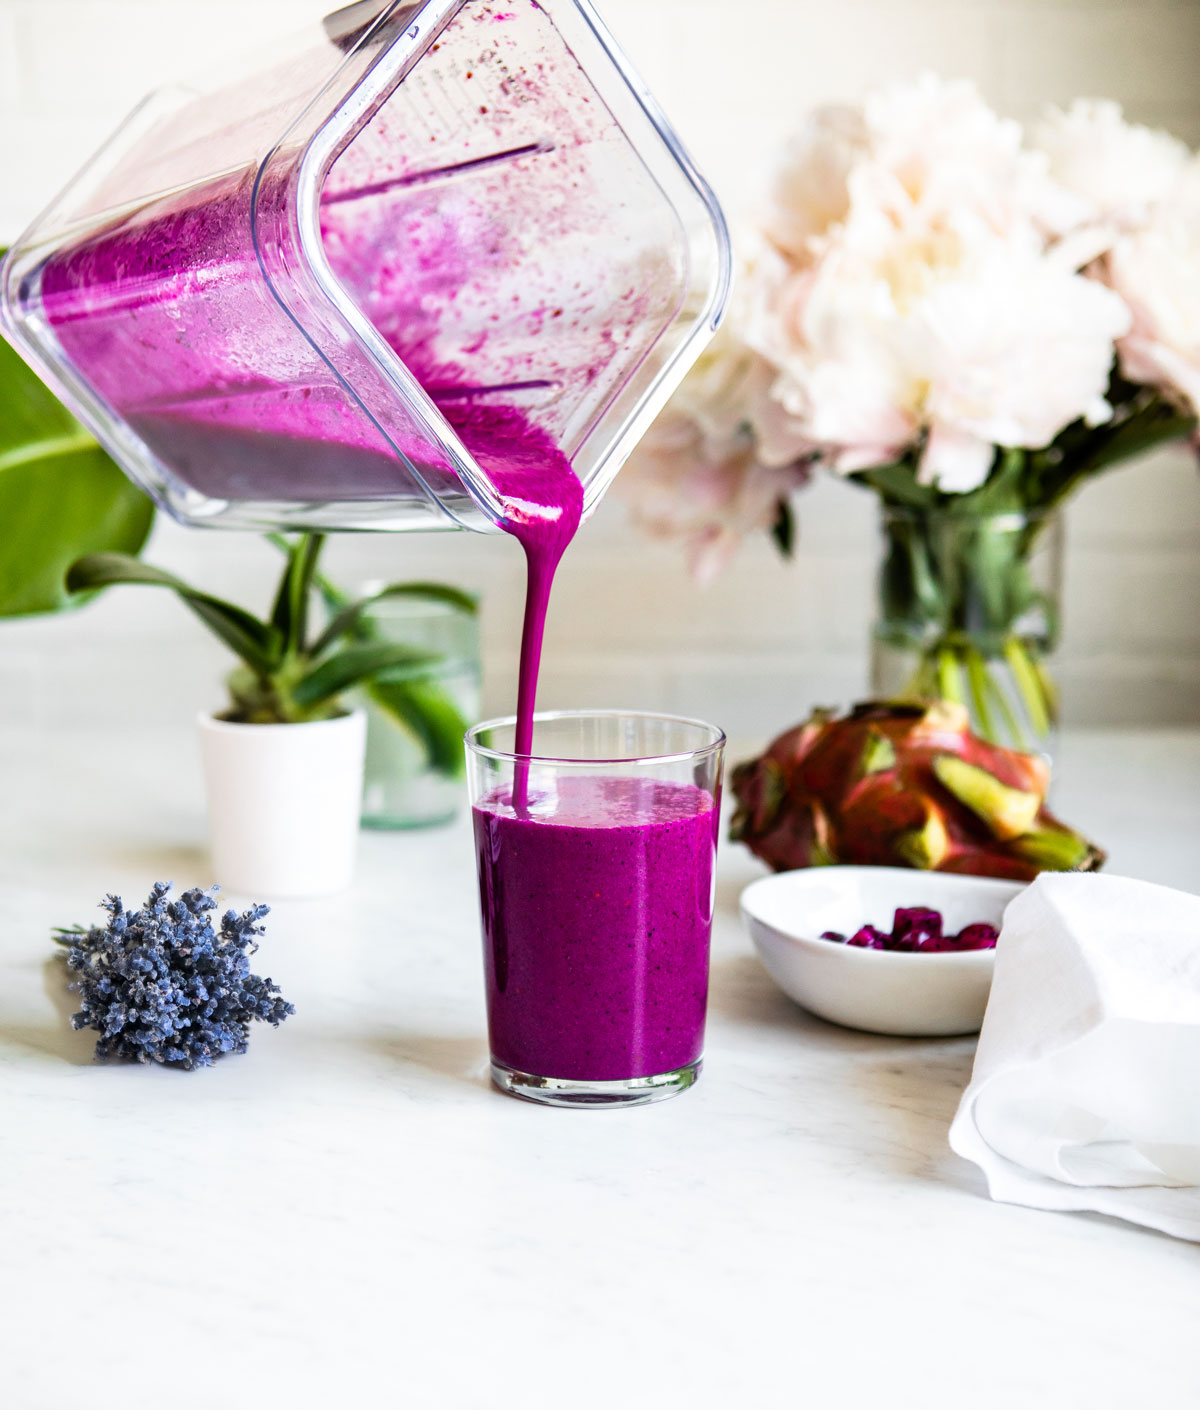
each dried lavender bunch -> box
[54,882,294,1069]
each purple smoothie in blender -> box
[16,1,729,536]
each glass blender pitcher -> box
[0,0,730,534]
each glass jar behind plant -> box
[358,589,482,829]
[870,507,1063,755]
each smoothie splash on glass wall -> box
[1,0,732,1105]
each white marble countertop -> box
[2,726,1200,1409]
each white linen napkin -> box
[949,871,1200,1240]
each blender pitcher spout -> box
[1,0,731,536]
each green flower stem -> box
[935,646,965,706]
[963,644,997,745]
[1004,635,1052,739]
[901,634,1052,750]
[861,383,1197,752]
[1033,654,1061,726]
[981,656,1028,752]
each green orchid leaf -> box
[269,532,325,657]
[291,642,440,709]
[66,552,282,674]
[366,675,471,777]
[264,532,477,746]
[312,580,478,657]
[0,332,153,616]
[269,536,303,646]
[267,529,348,613]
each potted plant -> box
[67,536,475,897]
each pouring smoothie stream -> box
[450,398,725,1108]
[1,0,732,1106]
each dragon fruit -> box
[821,909,1001,952]
[729,700,1105,881]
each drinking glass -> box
[466,710,725,1107]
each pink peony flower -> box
[624,75,1195,570]
[1095,164,1200,416]
[747,190,1129,491]
[621,268,815,577]
[762,105,870,264]
[911,243,1130,489]
[740,77,1133,491]
[619,409,810,583]
[1033,100,1193,233]
[860,74,1066,241]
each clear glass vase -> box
[870,507,1063,755]
[359,594,482,830]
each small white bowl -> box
[740,866,1026,1037]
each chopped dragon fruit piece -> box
[950,922,1000,951]
[815,907,1002,952]
[891,906,943,951]
[847,925,888,949]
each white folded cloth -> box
[949,871,1200,1241]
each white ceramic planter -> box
[197,709,367,899]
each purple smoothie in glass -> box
[473,775,717,1082]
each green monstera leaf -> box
[0,310,154,616]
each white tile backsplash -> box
[0,0,1197,740]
